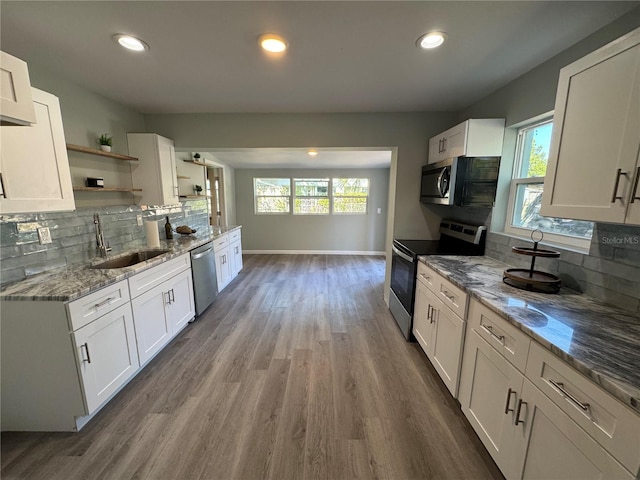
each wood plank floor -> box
[1,254,503,480]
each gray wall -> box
[457,10,640,314]
[235,168,389,253]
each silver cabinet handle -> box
[94,297,114,309]
[441,290,455,301]
[504,388,516,414]
[611,168,628,203]
[420,273,431,282]
[0,173,6,198]
[549,379,590,412]
[163,291,171,305]
[631,166,640,204]
[515,399,527,425]
[170,288,175,303]
[481,323,505,342]
[82,343,91,364]
[427,304,435,323]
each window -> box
[506,118,593,248]
[332,178,369,214]
[294,178,330,214]
[253,177,370,216]
[254,178,291,214]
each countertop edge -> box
[419,255,640,415]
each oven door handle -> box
[392,245,414,263]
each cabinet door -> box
[0,51,35,125]
[515,379,633,480]
[428,136,442,164]
[131,283,172,365]
[73,303,139,414]
[412,280,435,355]
[215,247,232,291]
[165,268,195,334]
[459,328,523,479]
[157,135,179,205]
[541,29,640,223]
[429,295,466,397]
[230,239,243,277]
[441,121,467,159]
[0,88,75,214]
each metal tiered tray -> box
[503,230,561,293]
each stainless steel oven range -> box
[389,220,486,340]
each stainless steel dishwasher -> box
[190,241,218,316]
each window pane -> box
[512,183,593,239]
[334,197,367,214]
[518,121,553,178]
[294,198,329,214]
[295,179,329,197]
[256,196,290,213]
[254,178,290,196]
[333,178,369,196]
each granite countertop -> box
[419,255,640,414]
[0,226,241,302]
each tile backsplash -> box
[485,223,640,316]
[0,199,209,286]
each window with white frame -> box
[506,118,593,248]
[294,178,330,214]
[332,178,369,214]
[254,178,291,214]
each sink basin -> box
[90,250,170,269]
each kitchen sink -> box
[90,250,170,269]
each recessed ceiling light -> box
[307,150,319,157]
[258,34,288,53]
[416,32,446,49]
[113,34,149,52]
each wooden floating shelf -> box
[177,175,191,179]
[183,160,208,167]
[73,187,143,192]
[67,143,139,162]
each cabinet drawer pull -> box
[420,273,431,281]
[94,297,114,309]
[428,304,435,323]
[504,388,516,414]
[163,291,171,305]
[170,288,175,303]
[515,399,527,425]
[0,173,6,198]
[549,379,590,412]
[441,290,455,301]
[631,166,640,203]
[481,323,505,342]
[611,168,627,203]
[82,343,91,364]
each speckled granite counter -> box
[419,255,640,414]
[0,226,241,302]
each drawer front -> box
[526,342,640,475]
[128,253,191,299]
[67,280,130,331]
[213,234,229,250]
[467,299,531,373]
[416,262,437,292]
[435,274,468,319]
[228,229,241,243]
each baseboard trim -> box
[244,250,386,256]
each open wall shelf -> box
[73,187,142,193]
[66,143,138,162]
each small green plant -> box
[194,184,203,194]
[98,134,113,146]
[193,153,201,160]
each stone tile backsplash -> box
[0,199,210,286]
[485,223,640,316]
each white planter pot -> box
[100,145,112,153]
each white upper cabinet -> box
[541,27,640,225]
[428,118,505,164]
[127,133,179,206]
[0,51,36,126]
[0,88,75,214]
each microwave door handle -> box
[437,169,449,197]
[392,245,414,263]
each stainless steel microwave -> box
[420,157,500,206]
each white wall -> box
[235,168,389,253]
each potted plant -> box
[98,134,113,152]
[194,184,203,195]
[193,153,201,162]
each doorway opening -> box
[207,166,226,227]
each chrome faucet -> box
[94,213,112,258]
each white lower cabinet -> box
[214,229,242,292]
[72,303,139,415]
[130,268,194,365]
[215,245,232,291]
[459,298,638,479]
[230,239,243,277]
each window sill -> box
[490,230,591,255]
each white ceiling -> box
[1,1,637,115]
[195,148,393,169]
